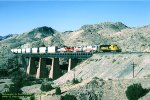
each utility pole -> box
[131,62,136,78]
[74,68,75,80]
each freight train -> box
[11,44,121,54]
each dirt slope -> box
[54,53,150,85]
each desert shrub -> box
[11,71,29,86]
[0,93,2,100]
[61,94,77,100]
[11,70,41,86]
[3,72,32,94]
[30,95,35,100]
[6,70,42,94]
[112,59,116,63]
[0,82,5,84]
[46,78,53,81]
[144,74,150,78]
[40,82,53,92]
[125,83,149,100]
[35,79,43,84]
[0,69,8,77]
[4,83,22,94]
[55,87,61,95]
[4,71,23,94]
[79,78,83,82]
[72,78,80,84]
[6,58,18,69]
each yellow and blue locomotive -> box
[98,44,121,52]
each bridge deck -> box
[20,52,93,58]
[16,52,150,58]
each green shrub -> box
[46,78,53,81]
[5,84,22,94]
[11,71,39,86]
[30,95,35,100]
[40,82,53,92]
[112,59,116,63]
[0,82,5,84]
[0,93,2,100]
[61,94,77,100]
[125,83,149,100]
[55,87,61,95]
[72,78,80,84]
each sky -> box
[0,1,150,36]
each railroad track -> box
[96,52,150,54]
[15,52,150,59]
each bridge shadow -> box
[60,64,68,70]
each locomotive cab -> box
[109,44,121,52]
[99,44,121,52]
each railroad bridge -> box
[13,50,150,80]
[15,52,93,80]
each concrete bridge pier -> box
[36,58,48,78]
[68,58,78,72]
[49,58,61,79]
[27,57,37,75]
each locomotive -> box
[99,44,121,52]
[11,44,121,54]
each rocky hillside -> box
[62,22,150,52]
[1,26,62,48]
[54,53,150,85]
[0,26,63,68]
[0,34,14,41]
[36,53,150,100]
[0,22,150,68]
[51,78,150,100]
[0,36,3,41]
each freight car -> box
[63,44,121,52]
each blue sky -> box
[0,1,150,36]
